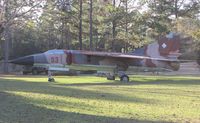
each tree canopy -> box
[1,0,200,72]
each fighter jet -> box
[10,32,183,82]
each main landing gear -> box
[106,73,130,82]
[106,75,115,80]
[120,74,129,82]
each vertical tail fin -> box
[157,32,181,58]
[131,32,181,59]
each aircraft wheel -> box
[107,76,115,80]
[120,75,129,82]
[48,78,55,82]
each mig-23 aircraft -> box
[10,32,183,82]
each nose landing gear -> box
[106,73,116,80]
[48,78,55,82]
[48,71,55,82]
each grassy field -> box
[0,75,200,123]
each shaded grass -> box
[0,75,200,123]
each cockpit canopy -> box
[45,49,65,54]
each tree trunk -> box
[125,0,128,53]
[61,18,65,48]
[79,0,82,50]
[174,0,178,19]
[3,0,9,73]
[112,0,116,52]
[174,0,178,32]
[66,27,71,49]
[3,25,10,73]
[89,0,93,51]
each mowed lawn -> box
[0,75,200,123]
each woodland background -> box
[1,0,200,73]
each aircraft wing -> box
[79,51,180,62]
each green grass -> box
[0,75,200,123]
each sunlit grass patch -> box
[0,75,200,123]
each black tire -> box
[120,75,129,82]
[48,78,55,82]
[107,76,115,80]
[32,69,38,75]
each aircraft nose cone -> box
[10,55,34,65]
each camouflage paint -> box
[143,32,181,70]
[10,32,182,73]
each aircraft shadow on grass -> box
[0,78,159,104]
[55,79,200,86]
[0,79,176,123]
[0,77,200,100]
[0,77,199,123]
[0,91,173,123]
